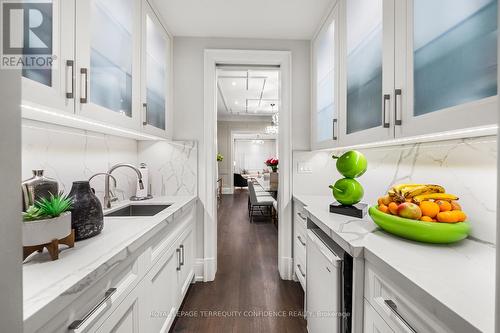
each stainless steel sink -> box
[105,204,171,217]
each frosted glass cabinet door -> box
[339,0,395,145]
[21,0,75,114]
[141,2,170,137]
[75,0,141,129]
[395,0,498,138]
[312,7,338,149]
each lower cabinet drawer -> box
[294,258,306,291]
[365,262,452,333]
[36,252,143,333]
[363,299,394,333]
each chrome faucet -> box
[103,163,144,209]
[89,172,118,203]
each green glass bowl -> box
[368,206,470,244]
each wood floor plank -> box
[171,190,307,333]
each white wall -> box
[234,139,276,173]
[217,120,273,188]
[0,69,22,331]
[293,136,497,244]
[173,37,311,150]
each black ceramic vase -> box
[68,181,104,240]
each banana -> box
[413,193,459,204]
[387,183,427,202]
[402,184,446,198]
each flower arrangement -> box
[217,153,224,162]
[265,158,279,172]
[23,192,72,222]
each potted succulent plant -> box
[22,192,73,249]
[216,153,224,162]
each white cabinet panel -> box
[75,0,141,129]
[364,300,394,333]
[177,226,195,301]
[395,0,498,137]
[21,0,76,114]
[140,245,179,333]
[338,0,395,146]
[141,1,172,138]
[312,6,339,149]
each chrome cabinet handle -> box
[176,248,181,271]
[297,211,306,221]
[394,89,402,125]
[383,94,390,128]
[297,264,306,278]
[384,299,417,333]
[142,103,148,126]
[332,118,338,140]
[66,60,74,99]
[68,288,116,331]
[80,68,88,104]
[297,235,306,246]
[180,244,185,266]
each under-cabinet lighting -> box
[321,125,498,153]
[21,104,165,141]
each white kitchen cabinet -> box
[338,0,395,146]
[33,202,197,333]
[311,5,339,149]
[177,226,195,301]
[75,0,142,130]
[140,242,179,333]
[96,287,142,333]
[141,1,172,138]
[363,300,394,333]
[293,199,307,291]
[394,0,498,138]
[312,0,498,148]
[21,0,76,114]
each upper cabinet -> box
[312,0,498,149]
[21,0,76,114]
[75,0,141,129]
[395,0,498,138]
[312,6,339,149]
[20,0,172,139]
[141,1,172,137]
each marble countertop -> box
[293,194,495,333]
[23,195,197,325]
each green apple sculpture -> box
[329,150,367,205]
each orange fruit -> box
[451,210,467,222]
[419,201,440,218]
[378,204,389,213]
[437,211,459,223]
[450,201,462,211]
[420,216,434,222]
[436,200,452,212]
[388,202,399,215]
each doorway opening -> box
[203,50,293,281]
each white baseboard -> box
[204,257,216,281]
[194,258,205,282]
[222,187,233,194]
[279,256,294,280]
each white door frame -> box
[203,49,293,281]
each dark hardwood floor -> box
[171,189,307,333]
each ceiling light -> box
[231,81,236,86]
[234,101,239,105]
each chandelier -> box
[265,103,279,134]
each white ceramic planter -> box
[22,212,72,247]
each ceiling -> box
[151,0,335,39]
[217,68,279,119]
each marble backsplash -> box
[22,119,197,205]
[293,136,497,244]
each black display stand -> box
[329,201,368,218]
